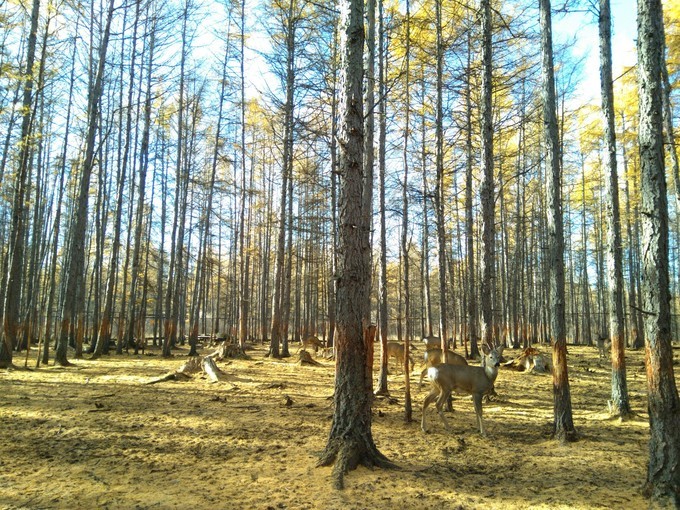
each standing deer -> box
[418,348,467,389]
[596,335,611,361]
[421,344,504,436]
[386,342,413,374]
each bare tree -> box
[0,0,41,368]
[55,0,116,366]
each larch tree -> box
[400,0,413,422]
[636,0,680,503]
[539,0,576,442]
[597,0,631,418]
[433,0,448,353]
[317,0,395,487]
[479,0,494,348]
[0,0,41,368]
[375,0,390,396]
[464,27,479,359]
[55,0,116,366]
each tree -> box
[0,0,41,368]
[637,0,680,503]
[539,0,576,442]
[400,0,413,422]
[317,0,394,487]
[375,0,389,396]
[597,0,631,419]
[55,0,116,366]
[479,0,494,348]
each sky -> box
[555,0,638,104]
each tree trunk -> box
[465,30,479,359]
[0,0,41,368]
[599,0,631,419]
[637,0,680,503]
[56,0,115,367]
[376,0,389,396]
[317,0,394,486]
[479,0,494,348]
[539,0,576,442]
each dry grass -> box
[0,342,668,509]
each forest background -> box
[0,0,677,373]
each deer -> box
[418,348,468,389]
[421,344,504,436]
[299,335,324,354]
[596,334,611,361]
[386,341,414,374]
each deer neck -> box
[484,361,499,383]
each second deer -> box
[421,344,504,436]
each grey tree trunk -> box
[124,8,157,356]
[376,0,389,396]
[268,0,296,358]
[433,0,447,352]
[598,0,631,418]
[539,0,576,442]
[479,0,494,348]
[637,0,680,503]
[400,0,412,422]
[465,30,479,359]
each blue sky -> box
[555,0,637,103]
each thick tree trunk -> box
[317,0,394,487]
[637,0,680,504]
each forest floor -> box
[0,340,675,510]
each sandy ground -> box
[0,341,671,509]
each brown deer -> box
[418,348,467,389]
[299,335,324,353]
[386,342,413,374]
[421,344,504,436]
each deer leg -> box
[473,394,485,436]
[435,390,452,431]
[419,368,427,390]
[421,390,439,433]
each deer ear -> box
[482,344,490,355]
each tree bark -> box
[479,0,494,348]
[539,0,576,442]
[0,0,41,368]
[637,0,680,503]
[317,0,394,486]
[598,0,631,419]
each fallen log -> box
[146,355,227,384]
